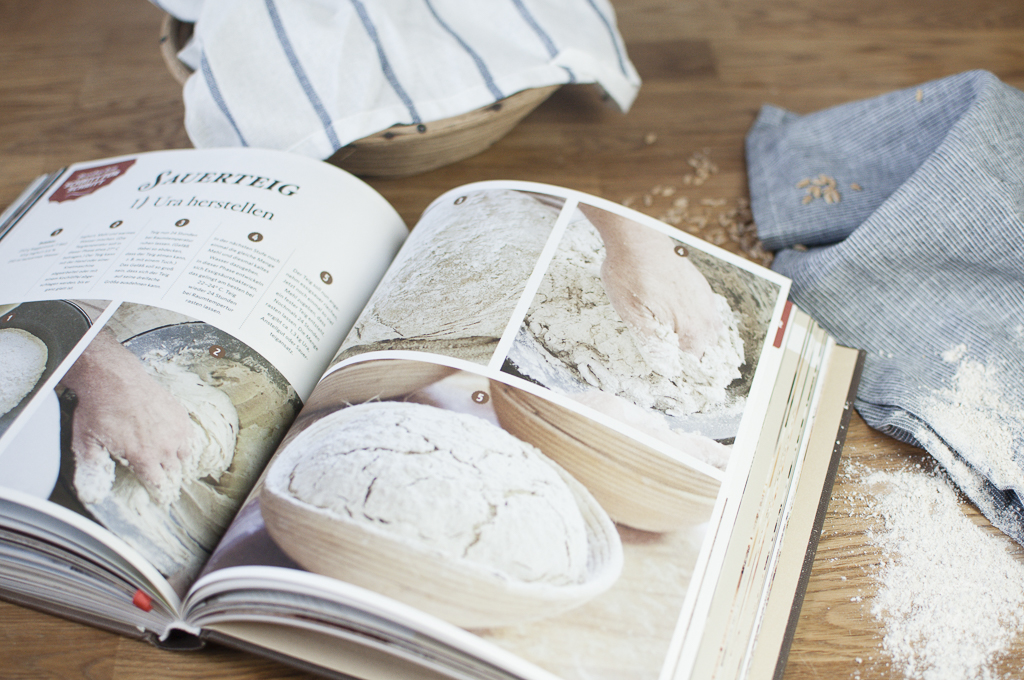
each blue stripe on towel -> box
[511,0,556,57]
[424,0,504,101]
[349,0,422,125]
[510,0,577,83]
[584,0,629,77]
[265,0,342,150]
[200,51,249,146]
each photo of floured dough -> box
[204,361,705,667]
[0,300,98,495]
[275,401,589,586]
[0,328,48,418]
[72,349,240,507]
[515,214,743,415]
[335,189,560,365]
[59,307,301,593]
[507,208,779,442]
[259,397,623,628]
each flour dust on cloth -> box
[746,70,1024,545]
[155,0,641,159]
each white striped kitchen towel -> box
[153,0,641,159]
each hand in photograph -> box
[580,204,725,358]
[60,329,194,498]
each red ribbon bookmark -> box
[773,300,793,348]
[132,589,153,612]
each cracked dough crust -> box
[282,401,589,585]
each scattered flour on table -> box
[0,328,48,417]
[922,345,1024,495]
[521,217,744,417]
[279,401,590,585]
[864,465,1024,680]
[73,349,239,507]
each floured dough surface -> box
[520,217,745,417]
[339,190,556,363]
[280,401,589,585]
[75,335,296,592]
[73,349,240,507]
[0,328,48,417]
[143,351,239,490]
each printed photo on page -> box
[200,357,714,680]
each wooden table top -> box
[2,1,1023,679]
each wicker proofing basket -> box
[159,15,558,177]
[489,381,721,533]
[259,402,624,629]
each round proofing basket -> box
[159,14,559,178]
[260,402,624,629]
[489,381,720,533]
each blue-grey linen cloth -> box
[746,70,1024,544]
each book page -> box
[0,148,407,597]
[190,182,813,680]
[0,148,406,399]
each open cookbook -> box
[0,148,863,680]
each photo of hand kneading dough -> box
[203,359,713,680]
[52,303,301,594]
[505,203,780,447]
[333,189,563,366]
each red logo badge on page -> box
[49,159,136,202]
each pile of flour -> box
[522,217,744,417]
[0,328,48,417]
[74,348,239,507]
[864,465,1024,680]
[280,401,591,585]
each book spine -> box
[0,169,66,242]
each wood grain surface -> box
[1,1,1023,679]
